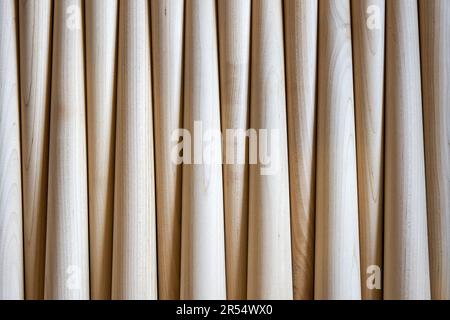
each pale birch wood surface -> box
[0,0,24,300]
[150,0,184,300]
[351,0,385,300]
[384,0,430,300]
[45,0,89,300]
[419,0,450,300]
[247,0,293,300]
[18,0,52,300]
[284,0,318,300]
[218,0,251,300]
[181,0,226,300]
[315,0,361,300]
[112,0,157,300]
[85,0,118,300]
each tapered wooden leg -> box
[85,0,118,300]
[18,0,52,300]
[284,0,318,300]
[419,0,450,300]
[384,0,430,300]
[181,0,226,300]
[351,0,385,300]
[218,0,251,300]
[45,0,89,300]
[247,0,293,300]
[112,0,157,300]
[315,0,361,300]
[0,0,24,300]
[150,0,184,300]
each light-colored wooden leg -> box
[18,0,52,300]
[419,0,450,300]
[351,0,385,300]
[315,0,361,300]
[0,0,24,300]
[150,0,184,300]
[247,0,293,300]
[181,0,226,300]
[85,0,118,300]
[284,0,318,300]
[45,0,89,300]
[218,0,251,300]
[384,0,431,300]
[112,0,157,300]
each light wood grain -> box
[45,0,89,300]
[384,0,430,300]
[315,0,361,300]
[419,0,450,300]
[181,0,226,300]
[85,0,118,300]
[112,0,157,300]
[218,0,251,300]
[247,0,293,300]
[351,0,385,300]
[284,0,318,300]
[18,0,52,300]
[150,0,184,300]
[0,0,24,300]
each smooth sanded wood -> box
[247,0,293,300]
[18,0,52,300]
[112,0,157,300]
[384,0,430,300]
[181,0,226,300]
[85,0,118,300]
[150,0,184,300]
[0,0,24,300]
[419,0,450,300]
[45,0,89,299]
[315,0,361,300]
[284,0,318,300]
[217,0,251,300]
[351,0,385,300]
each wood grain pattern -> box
[112,0,157,300]
[419,0,450,300]
[351,0,385,300]
[45,0,89,300]
[315,0,361,300]
[284,0,318,300]
[85,0,118,300]
[0,0,24,300]
[181,0,226,300]
[217,0,251,300]
[247,0,293,300]
[150,0,184,300]
[18,0,52,300]
[384,0,430,300]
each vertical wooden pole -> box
[384,0,430,300]
[217,0,251,300]
[0,0,24,300]
[419,0,450,300]
[150,0,184,300]
[351,0,385,300]
[284,0,318,300]
[247,0,293,300]
[315,0,361,300]
[45,0,89,299]
[112,0,157,300]
[18,0,52,300]
[85,0,118,300]
[181,0,226,300]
